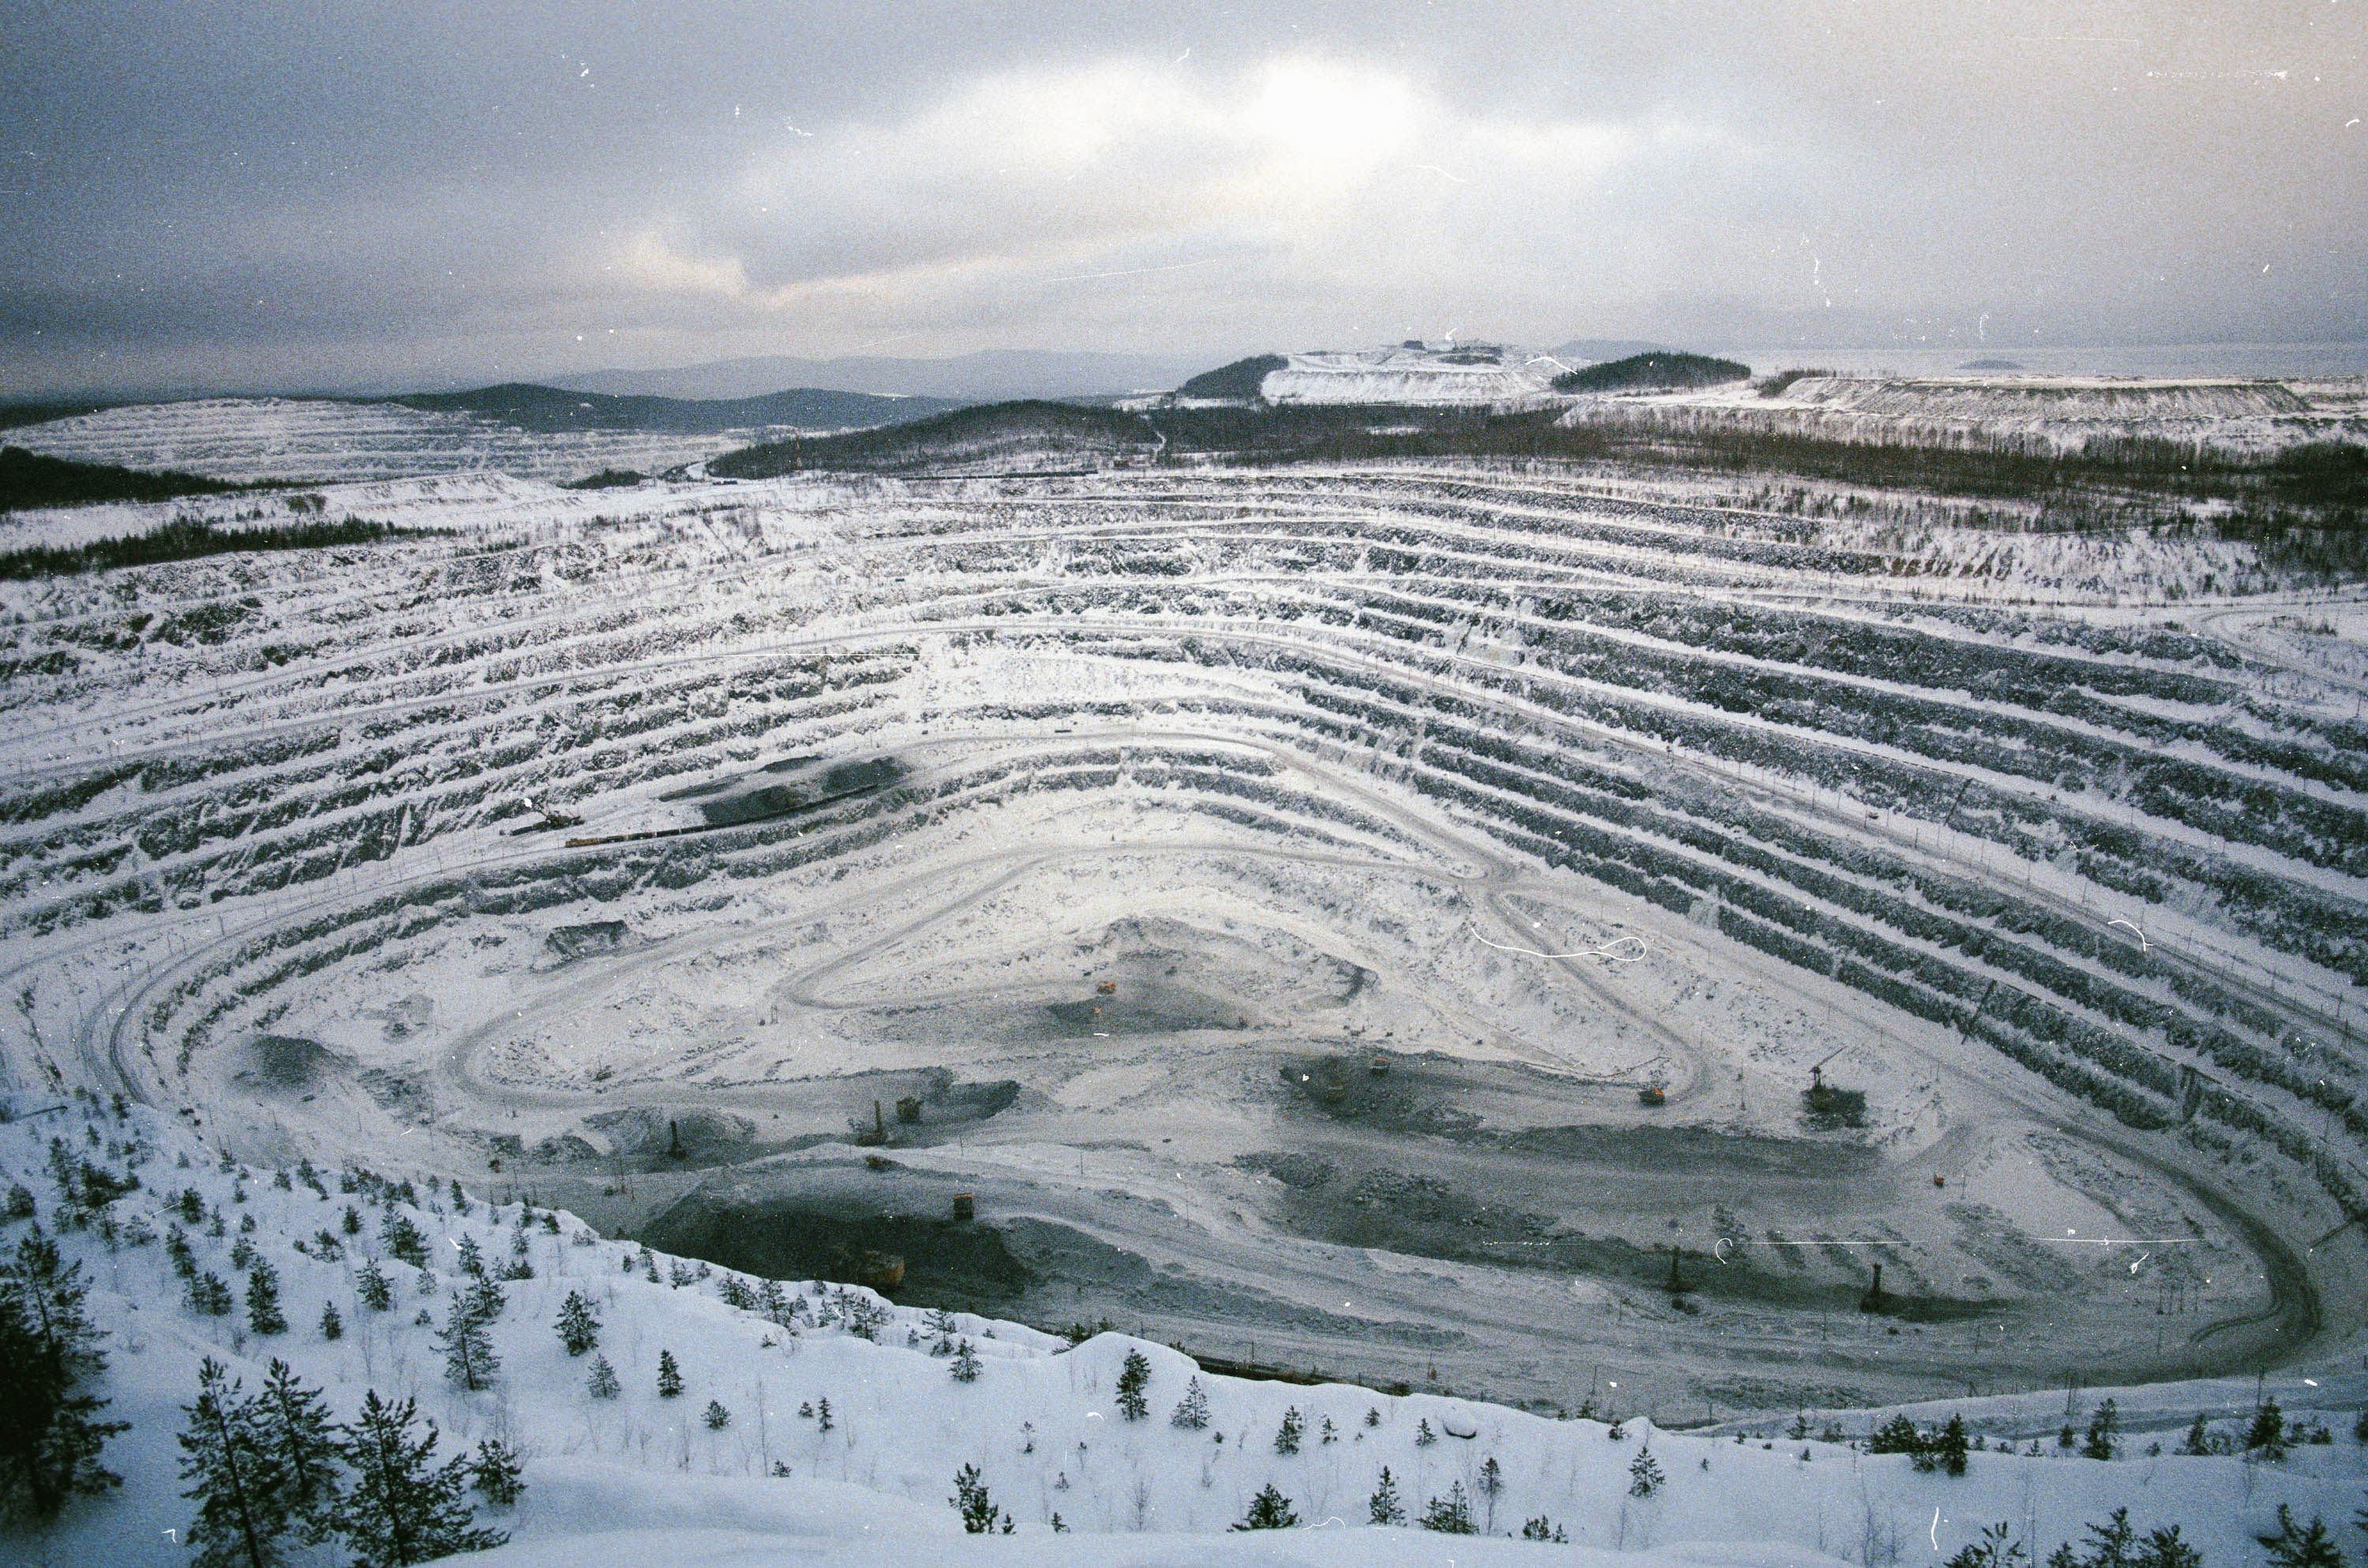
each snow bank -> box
[463,1523,1857,1567]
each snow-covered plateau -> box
[2,420,2366,1564]
[5,399,765,485]
[1568,375,2368,458]
[1259,345,1568,406]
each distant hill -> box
[1542,339,1670,366]
[1552,351,1752,394]
[0,445,240,512]
[0,400,111,432]
[711,400,1159,477]
[1175,354,1287,400]
[387,383,962,435]
[554,349,1215,402]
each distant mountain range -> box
[553,349,1216,403]
[388,382,964,435]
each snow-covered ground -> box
[2,440,2365,1561]
[8,1097,2363,1568]
[3,398,760,484]
[1564,375,2368,457]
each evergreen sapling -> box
[1233,1482,1298,1531]
[328,1389,505,1568]
[1115,1347,1151,1420]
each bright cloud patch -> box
[613,57,1752,337]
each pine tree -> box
[1369,1466,1405,1525]
[2178,1413,2210,1455]
[1320,1415,1337,1444]
[463,1274,504,1323]
[2258,1506,2346,1568]
[2082,1398,2119,1460]
[586,1355,620,1400]
[378,1213,427,1268]
[1628,1446,1665,1498]
[703,1399,731,1430]
[246,1261,287,1335]
[1233,1481,1298,1530]
[1946,1522,2031,1568]
[177,1359,290,1568]
[0,1233,128,1522]
[2248,1398,2289,1458]
[255,1359,341,1537]
[656,1349,684,1398]
[950,1463,1009,1533]
[815,1396,834,1431]
[436,1292,500,1392]
[455,1237,485,1279]
[2070,1509,2138,1568]
[1871,1413,1927,1456]
[1419,1480,1474,1533]
[1937,1413,1971,1476]
[1477,1456,1504,1532]
[950,1338,981,1383]
[1523,1516,1570,1542]
[328,1389,506,1568]
[1273,1405,1303,1455]
[1414,1418,1436,1446]
[341,1205,363,1237]
[354,1260,392,1312]
[1115,1347,1151,1420]
[320,1302,343,1341]
[2144,1525,2202,1568]
[467,1440,523,1509]
[1170,1375,1209,1429]
[556,1289,600,1356]
[191,1270,235,1315]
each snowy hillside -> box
[1565,375,2368,456]
[5,399,758,485]
[6,1093,2364,1567]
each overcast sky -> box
[2,0,2362,396]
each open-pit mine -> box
[4,439,2362,1420]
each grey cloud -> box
[1,0,2359,399]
